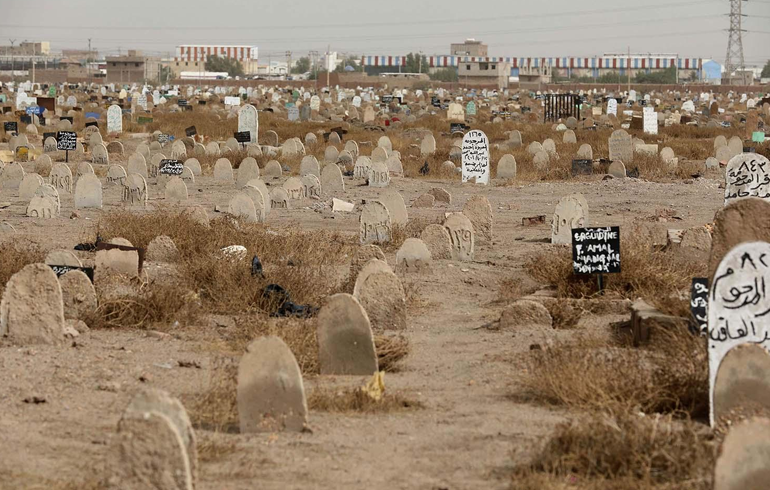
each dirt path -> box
[0,174,725,489]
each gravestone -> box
[237,104,258,144]
[317,294,379,374]
[324,146,339,163]
[283,177,305,200]
[321,163,344,194]
[724,154,770,205]
[443,213,475,261]
[59,270,97,321]
[74,173,102,209]
[111,411,193,490]
[107,104,122,133]
[165,176,188,202]
[577,144,593,160]
[301,174,321,200]
[299,156,320,178]
[355,270,407,331]
[563,130,577,144]
[213,159,234,182]
[19,173,44,200]
[263,160,282,178]
[708,198,770,279]
[0,263,65,345]
[236,158,260,187]
[420,134,436,155]
[354,156,372,180]
[552,194,588,245]
[106,164,128,186]
[709,241,770,426]
[714,417,770,490]
[228,192,258,223]
[184,158,202,176]
[421,224,453,260]
[123,388,198,485]
[396,238,432,271]
[461,130,490,185]
[122,173,148,205]
[127,153,148,178]
[92,143,109,165]
[368,161,390,188]
[49,163,73,193]
[496,155,518,180]
[608,129,633,164]
[237,336,308,432]
[1,162,25,189]
[377,190,407,225]
[463,195,493,243]
[360,201,391,244]
[608,161,627,178]
[270,188,290,209]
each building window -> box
[479,63,488,70]
[185,62,188,66]
[135,63,140,67]
[491,64,496,70]
[466,65,471,70]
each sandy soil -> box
[0,135,725,489]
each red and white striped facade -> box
[174,45,258,62]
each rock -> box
[499,300,552,329]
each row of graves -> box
[1,78,770,487]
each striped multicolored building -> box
[361,54,703,78]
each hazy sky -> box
[1,0,768,65]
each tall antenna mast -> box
[724,0,746,83]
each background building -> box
[105,50,161,84]
[169,45,258,77]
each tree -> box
[597,71,622,84]
[404,52,428,74]
[429,67,458,82]
[334,56,363,73]
[204,55,244,77]
[292,56,310,74]
[634,66,676,84]
[762,60,770,79]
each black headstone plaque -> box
[185,126,197,137]
[234,131,251,143]
[571,159,593,176]
[4,121,18,134]
[690,278,708,335]
[56,131,77,151]
[159,159,184,176]
[571,227,621,275]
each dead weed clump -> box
[307,385,420,413]
[512,413,714,490]
[187,356,239,433]
[522,326,708,418]
[98,209,354,315]
[524,235,704,317]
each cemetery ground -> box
[1,109,767,489]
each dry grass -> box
[0,242,45,298]
[84,278,201,330]
[525,235,704,318]
[521,326,708,419]
[307,385,420,413]
[512,413,714,490]
[544,299,582,330]
[189,332,412,433]
[196,434,238,463]
[97,209,354,314]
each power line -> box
[0,0,716,32]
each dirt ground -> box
[0,127,727,489]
